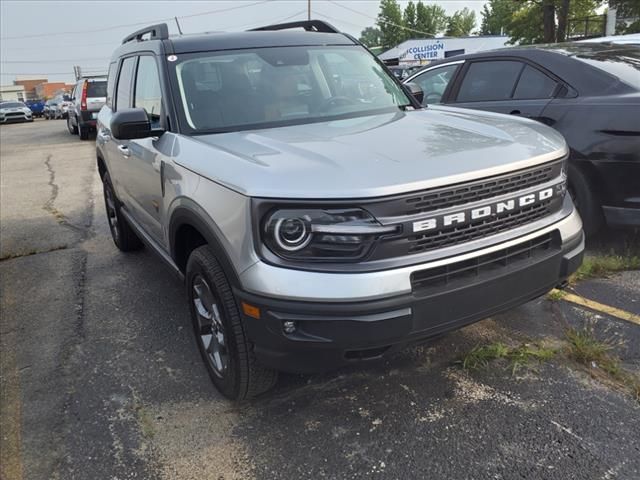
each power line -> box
[1,59,110,64]
[1,41,117,52]
[0,72,77,76]
[225,8,307,30]
[1,0,270,41]
[326,0,439,37]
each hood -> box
[172,107,567,199]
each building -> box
[35,82,73,100]
[379,36,510,66]
[13,77,47,101]
[0,84,26,102]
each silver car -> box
[97,21,584,400]
[0,101,33,124]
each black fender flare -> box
[168,199,241,288]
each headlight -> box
[263,208,397,262]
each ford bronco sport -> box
[97,21,584,400]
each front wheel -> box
[568,164,604,236]
[186,246,277,400]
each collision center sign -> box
[400,40,446,61]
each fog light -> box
[283,321,297,334]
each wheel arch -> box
[96,151,108,180]
[169,203,242,288]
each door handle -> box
[117,145,130,157]
[510,110,521,115]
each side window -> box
[134,56,163,127]
[115,56,137,111]
[411,64,459,105]
[106,62,117,108]
[72,82,80,101]
[456,60,524,102]
[513,65,558,99]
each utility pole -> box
[308,0,311,20]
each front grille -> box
[5,112,24,117]
[411,232,558,293]
[403,161,561,216]
[407,200,555,254]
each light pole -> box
[308,0,311,20]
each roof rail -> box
[249,20,340,34]
[122,23,169,44]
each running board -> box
[119,208,185,283]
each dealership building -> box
[379,36,509,66]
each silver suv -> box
[68,76,107,139]
[97,21,584,400]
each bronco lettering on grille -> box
[412,186,557,233]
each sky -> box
[0,0,488,85]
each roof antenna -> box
[175,16,183,35]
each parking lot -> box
[1,119,639,480]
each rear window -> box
[457,61,523,102]
[87,81,107,97]
[513,66,558,99]
[573,50,640,88]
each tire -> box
[79,124,89,140]
[186,245,277,400]
[568,164,604,236]
[102,172,143,252]
[67,115,78,134]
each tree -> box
[359,26,383,47]
[508,2,545,44]
[480,0,518,35]
[415,1,448,36]
[479,0,601,44]
[377,0,405,48]
[404,1,417,33]
[542,0,557,42]
[445,7,477,36]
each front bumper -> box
[0,113,32,123]
[236,211,584,374]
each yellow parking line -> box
[556,290,640,326]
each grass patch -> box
[462,342,556,374]
[565,326,639,402]
[547,289,567,302]
[564,326,618,364]
[570,254,640,283]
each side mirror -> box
[111,108,163,140]
[404,82,424,105]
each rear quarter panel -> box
[542,94,640,207]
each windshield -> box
[171,45,411,134]
[1,102,26,108]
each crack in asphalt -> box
[0,244,70,262]
[43,154,91,236]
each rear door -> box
[449,59,559,121]
[85,79,107,113]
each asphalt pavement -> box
[1,119,639,480]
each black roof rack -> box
[122,23,169,44]
[249,19,340,34]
